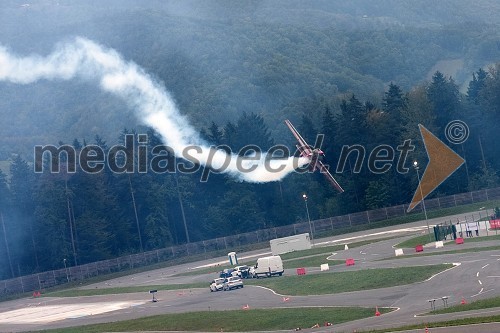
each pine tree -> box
[232,113,274,152]
[427,71,460,131]
[9,155,39,273]
[383,83,407,115]
[467,68,488,105]
[0,170,14,278]
[207,121,223,145]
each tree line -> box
[0,65,499,279]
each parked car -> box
[251,255,284,278]
[234,265,251,279]
[223,276,244,290]
[210,278,225,292]
[219,268,235,278]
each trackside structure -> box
[270,233,311,255]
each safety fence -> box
[1,186,500,296]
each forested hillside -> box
[0,1,499,278]
[1,0,500,156]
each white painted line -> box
[191,251,272,269]
[478,280,483,285]
[487,276,500,278]
[476,272,480,277]
[248,285,288,297]
[482,264,490,269]
[0,301,143,324]
[315,226,432,246]
[424,263,460,282]
[471,288,495,298]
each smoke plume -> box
[0,37,306,182]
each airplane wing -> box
[284,119,344,193]
[284,119,312,156]
[318,161,344,193]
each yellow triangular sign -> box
[407,124,465,212]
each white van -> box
[251,255,284,278]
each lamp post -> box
[413,161,432,242]
[63,258,69,282]
[302,194,314,245]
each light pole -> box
[63,258,69,282]
[302,194,314,245]
[414,161,432,242]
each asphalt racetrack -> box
[1,211,499,333]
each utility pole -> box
[65,181,78,266]
[414,161,432,242]
[128,175,143,252]
[302,194,314,245]
[176,174,190,243]
[1,213,14,278]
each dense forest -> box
[1,1,500,157]
[1,1,500,278]
[1,66,499,279]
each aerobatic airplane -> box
[285,119,344,193]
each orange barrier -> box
[296,267,306,275]
[490,219,500,229]
[455,237,464,244]
[415,244,424,252]
[346,258,355,266]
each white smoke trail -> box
[0,37,307,182]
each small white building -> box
[270,233,311,255]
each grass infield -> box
[45,264,452,297]
[244,264,453,295]
[33,307,394,333]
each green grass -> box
[383,244,500,260]
[175,202,500,278]
[174,264,235,276]
[44,264,452,298]
[43,283,207,297]
[365,314,500,332]
[280,236,398,261]
[395,231,500,249]
[8,201,497,303]
[34,307,394,333]
[315,200,500,240]
[284,255,344,269]
[244,264,452,295]
[174,237,398,277]
[431,296,500,314]
[395,233,436,248]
